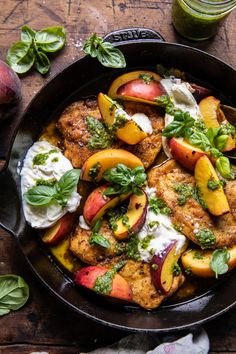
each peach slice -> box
[108,70,165,104]
[113,190,148,240]
[42,213,75,245]
[150,240,187,293]
[80,149,144,182]
[50,238,78,272]
[194,155,230,216]
[83,184,130,225]
[169,138,206,171]
[181,245,236,278]
[98,93,147,144]
[199,96,221,128]
[74,265,133,301]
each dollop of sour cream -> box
[21,140,81,229]
[137,187,187,262]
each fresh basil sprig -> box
[103,164,146,196]
[7,25,66,75]
[210,249,230,278]
[83,33,126,68]
[216,156,235,180]
[0,275,29,316]
[89,219,111,249]
[24,169,80,207]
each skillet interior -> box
[1,40,236,331]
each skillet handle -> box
[103,27,165,44]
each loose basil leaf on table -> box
[34,48,50,75]
[210,249,230,278]
[0,275,29,316]
[35,26,66,52]
[83,33,126,68]
[21,25,36,43]
[6,42,35,74]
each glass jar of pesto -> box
[172,0,236,41]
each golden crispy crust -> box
[57,99,164,169]
[69,221,118,265]
[119,260,184,309]
[148,159,236,248]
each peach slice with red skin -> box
[169,138,206,171]
[42,213,75,245]
[74,265,133,301]
[150,240,188,293]
[108,70,165,105]
[83,184,131,225]
[113,190,148,240]
[98,93,147,144]
[80,149,144,182]
[194,155,230,216]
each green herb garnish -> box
[210,249,230,278]
[140,235,154,250]
[36,178,57,187]
[207,179,221,190]
[155,95,175,115]
[216,156,235,180]
[83,33,126,68]
[173,262,181,276]
[24,169,80,207]
[193,251,204,260]
[89,219,111,249]
[7,25,66,74]
[103,164,146,196]
[173,183,195,206]
[88,162,101,181]
[195,229,216,249]
[93,261,126,294]
[124,235,141,261]
[149,196,171,215]
[32,149,57,166]
[139,73,154,84]
[151,264,158,271]
[0,275,29,316]
[86,116,113,150]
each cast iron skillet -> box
[1,28,236,332]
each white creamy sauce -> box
[115,108,153,134]
[21,140,81,229]
[137,187,187,262]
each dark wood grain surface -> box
[0,1,236,353]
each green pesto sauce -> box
[93,261,125,294]
[207,179,221,190]
[124,235,141,261]
[86,116,113,150]
[173,183,195,206]
[149,196,172,215]
[139,73,154,84]
[172,0,229,41]
[33,149,57,166]
[193,250,204,260]
[109,112,128,133]
[173,262,181,276]
[195,229,216,249]
[35,178,57,187]
[88,162,101,181]
[140,235,154,250]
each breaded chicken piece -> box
[148,159,236,248]
[69,221,118,265]
[119,260,184,309]
[57,99,164,169]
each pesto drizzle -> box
[33,149,58,166]
[195,229,216,249]
[93,261,126,295]
[86,116,113,150]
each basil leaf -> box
[97,42,126,68]
[35,26,66,52]
[162,111,195,138]
[34,48,50,74]
[216,156,234,180]
[0,275,29,316]
[210,249,230,278]
[21,25,36,43]
[188,131,211,151]
[6,42,35,74]
[57,169,80,197]
[89,233,111,248]
[214,134,228,151]
[83,33,126,69]
[206,127,220,145]
[24,185,56,206]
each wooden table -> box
[1,1,236,353]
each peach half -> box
[107,70,165,104]
[98,93,147,144]
[80,149,143,182]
